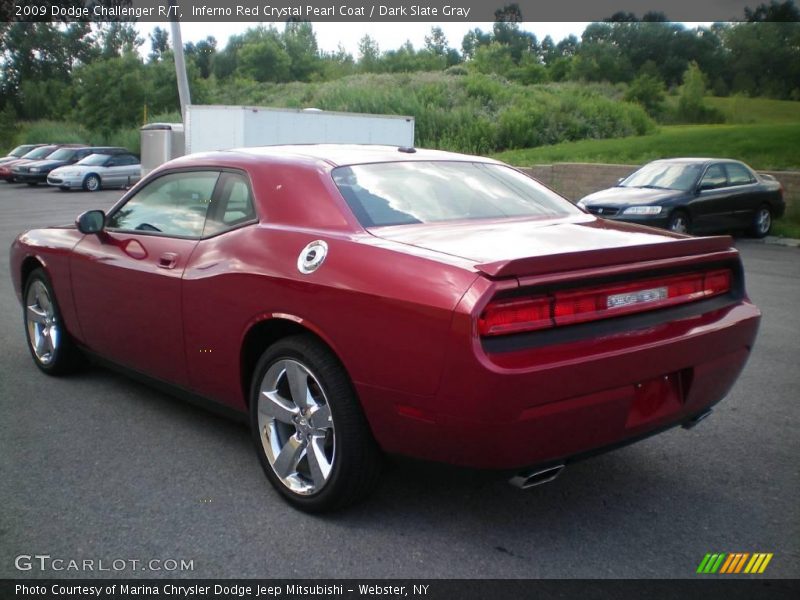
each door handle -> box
[158,252,179,269]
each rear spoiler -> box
[476,235,735,278]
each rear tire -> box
[667,210,691,234]
[750,205,772,238]
[23,269,83,375]
[250,334,382,512]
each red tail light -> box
[478,269,732,336]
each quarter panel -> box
[181,224,479,409]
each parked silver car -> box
[47,153,141,192]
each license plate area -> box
[625,372,686,428]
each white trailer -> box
[184,105,415,155]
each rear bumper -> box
[360,301,760,470]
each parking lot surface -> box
[1,183,798,578]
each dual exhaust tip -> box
[509,409,713,489]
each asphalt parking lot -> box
[0,182,798,579]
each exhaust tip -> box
[509,464,565,489]
[682,409,712,430]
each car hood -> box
[369,215,732,277]
[50,164,95,175]
[580,186,686,206]
[25,160,68,170]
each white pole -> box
[169,1,191,122]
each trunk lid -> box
[370,216,734,278]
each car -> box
[577,158,785,238]
[12,146,130,186]
[10,145,761,512]
[48,152,141,191]
[0,144,46,167]
[0,144,61,182]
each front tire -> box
[667,209,691,234]
[23,269,82,375]
[750,205,772,238]
[250,334,382,512]
[83,174,101,192]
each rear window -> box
[332,161,580,227]
[47,148,79,161]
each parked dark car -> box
[10,145,760,512]
[13,146,129,186]
[0,144,46,167]
[577,158,785,238]
[0,145,61,182]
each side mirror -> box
[76,210,106,234]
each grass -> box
[704,96,800,125]
[493,123,800,171]
[772,201,800,239]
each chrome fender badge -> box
[297,240,328,274]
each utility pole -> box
[169,0,191,122]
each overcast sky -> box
[135,22,594,57]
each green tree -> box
[74,53,147,135]
[624,72,666,116]
[284,22,321,81]
[238,26,291,82]
[149,27,170,62]
[677,61,723,123]
[357,35,381,72]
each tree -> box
[357,35,380,72]
[97,23,143,59]
[424,27,449,56]
[74,54,147,135]
[677,61,722,122]
[238,27,291,83]
[149,27,169,62]
[284,21,321,81]
[624,72,666,116]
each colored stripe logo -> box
[697,553,773,574]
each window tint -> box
[700,164,727,190]
[119,155,139,166]
[203,172,256,236]
[108,171,219,238]
[332,162,580,227]
[725,163,754,186]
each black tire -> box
[250,334,382,512]
[749,205,772,239]
[22,269,83,375]
[83,174,101,192]
[59,186,69,192]
[667,209,691,235]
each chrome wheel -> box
[25,280,60,365]
[257,359,335,495]
[84,175,100,192]
[755,207,771,236]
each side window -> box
[700,164,727,190]
[108,171,220,238]
[203,172,256,236]
[725,163,755,186]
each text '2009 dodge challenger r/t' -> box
[10,145,761,512]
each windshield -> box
[620,162,702,191]
[10,145,34,157]
[22,146,57,160]
[332,161,581,227]
[46,148,79,161]
[78,154,111,166]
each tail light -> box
[478,268,732,336]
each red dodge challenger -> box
[10,145,761,511]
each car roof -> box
[649,157,744,166]
[226,144,500,167]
